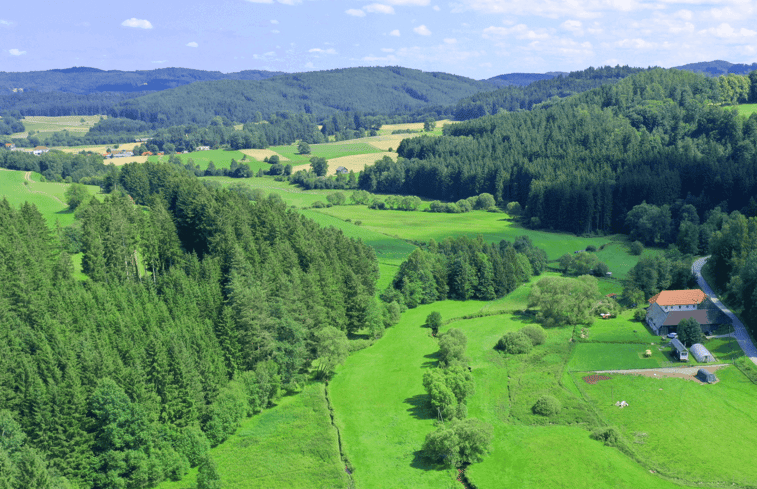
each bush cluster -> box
[496,325,546,354]
[532,395,562,417]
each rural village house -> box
[4,143,15,150]
[335,166,348,175]
[32,146,49,155]
[645,289,730,336]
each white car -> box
[667,332,678,339]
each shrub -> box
[590,426,622,447]
[633,309,646,321]
[422,418,493,467]
[593,261,609,277]
[532,395,561,416]
[585,245,597,252]
[629,241,644,255]
[425,311,443,334]
[311,201,326,208]
[496,331,532,354]
[520,325,546,346]
[438,328,467,367]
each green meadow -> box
[269,141,385,167]
[735,103,757,118]
[0,170,99,227]
[157,383,348,489]
[574,367,757,487]
[149,149,271,173]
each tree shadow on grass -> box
[410,450,445,471]
[404,394,434,420]
[510,310,539,325]
[56,208,74,215]
[422,351,439,368]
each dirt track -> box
[591,364,730,383]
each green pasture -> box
[582,309,659,343]
[330,300,487,489]
[569,342,675,371]
[203,176,338,208]
[575,367,757,486]
[158,383,348,489]
[735,103,757,118]
[149,149,269,173]
[270,141,384,167]
[11,115,103,138]
[0,170,98,227]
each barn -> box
[696,369,717,383]
[690,343,715,363]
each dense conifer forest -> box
[360,69,757,236]
[0,163,387,488]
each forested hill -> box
[676,60,757,77]
[452,65,647,120]
[359,68,757,235]
[0,163,387,488]
[107,66,496,125]
[0,67,285,94]
[483,72,566,88]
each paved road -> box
[692,256,757,366]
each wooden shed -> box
[670,338,689,361]
[696,369,717,383]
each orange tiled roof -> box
[648,289,706,306]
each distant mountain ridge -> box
[0,67,286,94]
[674,60,757,77]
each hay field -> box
[239,148,290,162]
[326,152,393,175]
[12,115,104,138]
[378,119,454,135]
[105,156,149,166]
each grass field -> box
[157,383,349,489]
[735,103,757,118]
[323,152,393,176]
[11,115,104,138]
[56,142,140,154]
[574,367,757,486]
[149,150,270,173]
[0,170,99,227]
[270,141,386,168]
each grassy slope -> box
[330,301,487,489]
[158,384,349,489]
[0,170,99,227]
[575,366,757,486]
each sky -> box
[2,0,757,79]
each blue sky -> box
[2,0,757,79]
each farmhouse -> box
[670,338,689,361]
[4,143,15,150]
[32,146,49,155]
[645,289,730,336]
[196,146,210,151]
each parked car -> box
[667,332,678,339]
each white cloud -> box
[346,8,366,16]
[381,47,395,52]
[699,23,757,38]
[675,9,693,20]
[616,38,656,49]
[385,0,430,4]
[444,38,457,44]
[305,61,314,69]
[246,0,274,3]
[121,18,153,29]
[9,48,25,56]
[483,24,549,41]
[309,47,337,54]
[151,60,167,64]
[390,29,401,36]
[414,24,432,35]
[271,19,279,24]
[561,19,584,36]
[186,41,199,48]
[277,0,302,4]
[433,5,440,11]
[271,29,280,33]
[365,3,396,14]
[0,20,13,26]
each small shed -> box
[670,338,689,361]
[696,369,717,383]
[690,343,715,363]
[335,166,348,175]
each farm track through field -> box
[693,256,757,367]
[21,171,65,205]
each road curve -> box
[692,256,757,366]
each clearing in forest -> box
[324,152,394,175]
